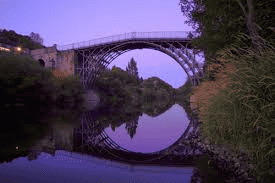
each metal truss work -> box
[72,110,204,164]
[56,31,205,89]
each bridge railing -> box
[56,31,200,51]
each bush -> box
[0,51,85,111]
[191,32,275,182]
[0,52,51,106]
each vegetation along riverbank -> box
[187,32,274,183]
[178,0,274,182]
[0,50,90,162]
[93,58,176,109]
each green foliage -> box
[140,77,175,103]
[141,77,175,93]
[0,51,85,114]
[94,65,137,106]
[0,52,48,105]
[180,0,275,81]
[94,65,176,107]
[190,0,248,58]
[126,57,139,80]
[180,1,274,181]
[175,77,193,102]
[142,87,156,101]
[94,54,176,108]
[174,77,198,120]
[90,105,142,137]
[0,29,45,50]
[196,33,275,182]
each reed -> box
[190,31,275,182]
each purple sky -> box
[104,104,189,153]
[1,0,204,88]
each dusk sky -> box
[1,0,204,88]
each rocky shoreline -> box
[185,116,258,183]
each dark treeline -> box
[93,57,177,108]
[179,0,274,81]
[0,29,46,50]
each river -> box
[0,98,252,182]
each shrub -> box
[190,32,275,182]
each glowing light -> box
[0,47,10,52]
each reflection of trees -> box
[125,117,139,139]
[94,106,142,139]
[0,99,189,164]
[94,97,175,139]
[142,98,175,117]
[0,106,82,163]
[175,78,197,121]
[0,104,52,163]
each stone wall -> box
[30,45,75,78]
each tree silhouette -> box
[126,57,139,80]
[29,32,43,45]
[125,118,138,139]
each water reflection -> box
[0,98,230,183]
[105,104,189,153]
[0,151,193,183]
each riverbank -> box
[188,41,274,182]
[185,112,258,183]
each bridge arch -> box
[38,59,45,67]
[93,42,193,83]
[71,32,204,89]
[73,110,202,164]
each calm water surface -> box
[105,104,189,153]
[0,103,204,183]
[0,151,193,183]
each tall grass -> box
[190,32,275,182]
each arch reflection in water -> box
[104,104,189,153]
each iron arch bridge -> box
[57,31,205,89]
[72,110,206,166]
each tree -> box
[126,57,139,80]
[179,0,206,34]
[0,29,45,50]
[187,32,194,39]
[179,0,274,53]
[179,0,274,79]
[29,32,43,45]
[235,0,273,54]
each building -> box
[30,44,75,79]
[1,40,108,82]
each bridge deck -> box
[57,31,200,51]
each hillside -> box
[141,76,175,94]
[0,29,45,50]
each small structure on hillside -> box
[30,44,76,79]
